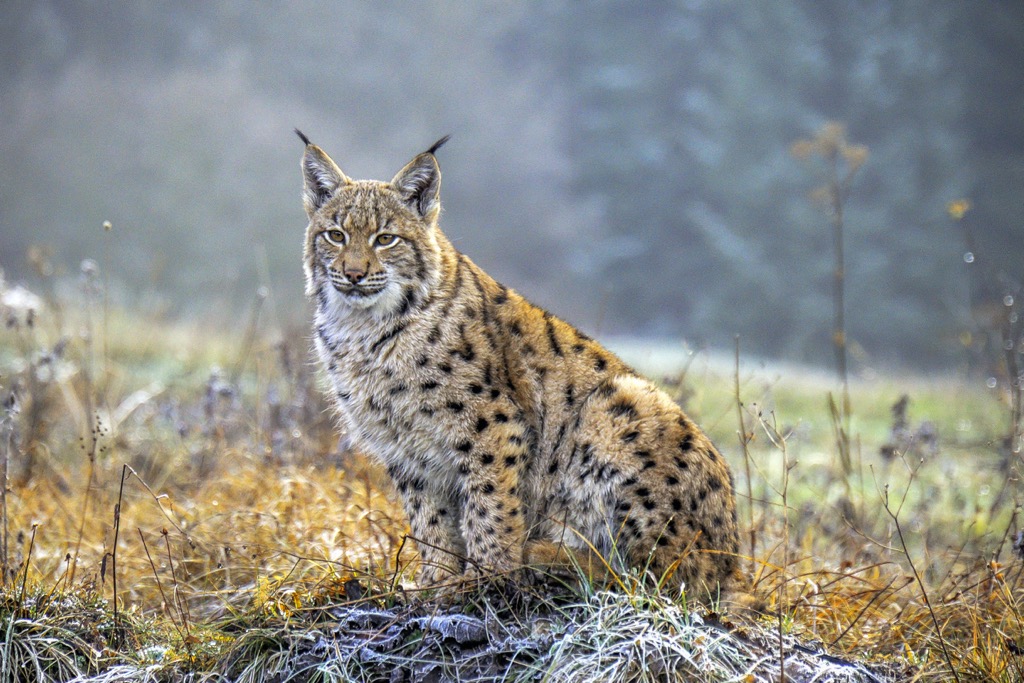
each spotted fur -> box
[299,133,739,598]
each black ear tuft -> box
[426,135,451,156]
[295,128,312,146]
[301,141,349,216]
[390,150,442,220]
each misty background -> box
[1,1,1021,371]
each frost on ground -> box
[68,589,900,683]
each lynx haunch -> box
[298,131,738,599]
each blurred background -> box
[1,1,1021,370]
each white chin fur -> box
[322,280,403,318]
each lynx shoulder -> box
[298,132,738,598]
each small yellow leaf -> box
[947,199,971,220]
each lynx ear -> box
[298,130,350,216]
[390,136,449,221]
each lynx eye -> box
[374,233,400,247]
[324,229,346,246]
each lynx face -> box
[301,136,448,318]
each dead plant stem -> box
[1,413,9,584]
[17,524,37,614]
[163,530,193,644]
[734,336,756,573]
[69,416,100,585]
[111,463,129,632]
[883,485,961,682]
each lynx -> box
[298,131,738,599]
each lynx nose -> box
[344,265,366,283]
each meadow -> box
[0,272,1022,682]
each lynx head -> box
[298,131,450,318]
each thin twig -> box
[138,528,181,639]
[17,524,38,615]
[163,529,193,643]
[882,485,961,682]
[733,336,756,574]
[111,463,129,635]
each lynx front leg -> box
[456,421,531,578]
[390,470,465,586]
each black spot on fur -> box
[544,314,563,356]
[447,400,464,413]
[636,487,650,498]
[643,499,656,511]
[680,435,694,452]
[494,412,508,423]
[469,383,483,394]
[671,498,682,512]
[456,441,473,453]
[622,430,640,443]
[665,475,679,486]
[504,455,517,468]
[611,400,639,420]
[482,483,495,494]
[475,417,489,433]
[371,322,408,353]
[439,363,453,374]
[480,453,495,465]
[421,380,439,391]
[396,287,417,317]
[595,357,607,372]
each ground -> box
[0,286,1021,682]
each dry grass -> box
[1,277,1023,681]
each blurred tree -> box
[1,0,1022,369]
